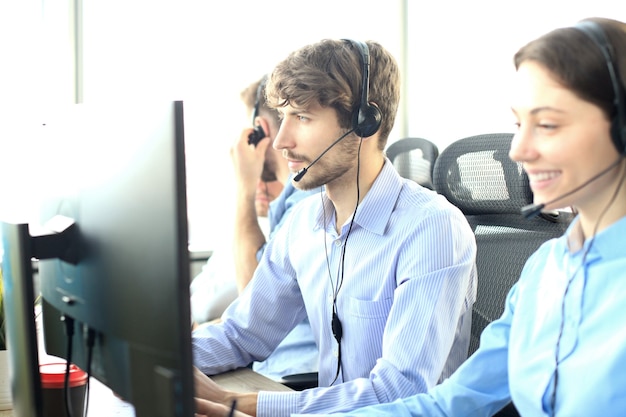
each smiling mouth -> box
[525,170,563,196]
[527,171,560,183]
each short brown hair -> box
[266,39,400,150]
[240,75,279,123]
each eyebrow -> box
[511,106,567,115]
[531,106,567,115]
[283,107,311,117]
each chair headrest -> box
[385,137,439,190]
[433,133,532,215]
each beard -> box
[290,134,361,190]
[260,158,278,182]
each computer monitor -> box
[3,100,194,417]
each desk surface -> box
[0,367,292,416]
[210,367,294,394]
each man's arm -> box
[230,130,271,293]
[192,233,309,416]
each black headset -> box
[342,39,382,138]
[573,21,626,155]
[248,75,268,146]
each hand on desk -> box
[195,397,251,417]
[194,367,258,416]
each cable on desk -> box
[61,314,75,417]
[83,327,96,417]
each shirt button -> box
[335,239,342,247]
[333,349,339,357]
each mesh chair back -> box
[386,137,439,189]
[433,133,531,215]
[433,133,573,355]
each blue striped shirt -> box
[192,160,477,416]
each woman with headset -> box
[277,16,626,417]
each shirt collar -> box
[565,214,626,261]
[313,158,403,236]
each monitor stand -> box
[1,218,78,417]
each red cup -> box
[40,362,88,417]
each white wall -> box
[405,0,626,151]
[1,0,625,252]
[78,0,405,250]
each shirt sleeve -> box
[192,238,309,375]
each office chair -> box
[385,137,439,189]
[433,132,573,417]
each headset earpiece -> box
[574,21,626,154]
[248,125,266,147]
[343,39,382,138]
[248,75,269,146]
[610,114,626,154]
[353,101,382,138]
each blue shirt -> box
[190,177,318,380]
[192,160,477,417]
[254,181,319,379]
[260,180,317,260]
[313,215,626,417]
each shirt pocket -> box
[343,296,393,319]
[340,296,394,372]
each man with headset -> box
[190,76,319,380]
[192,39,477,417]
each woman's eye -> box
[538,123,557,131]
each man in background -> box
[190,76,318,380]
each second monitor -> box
[35,100,194,417]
